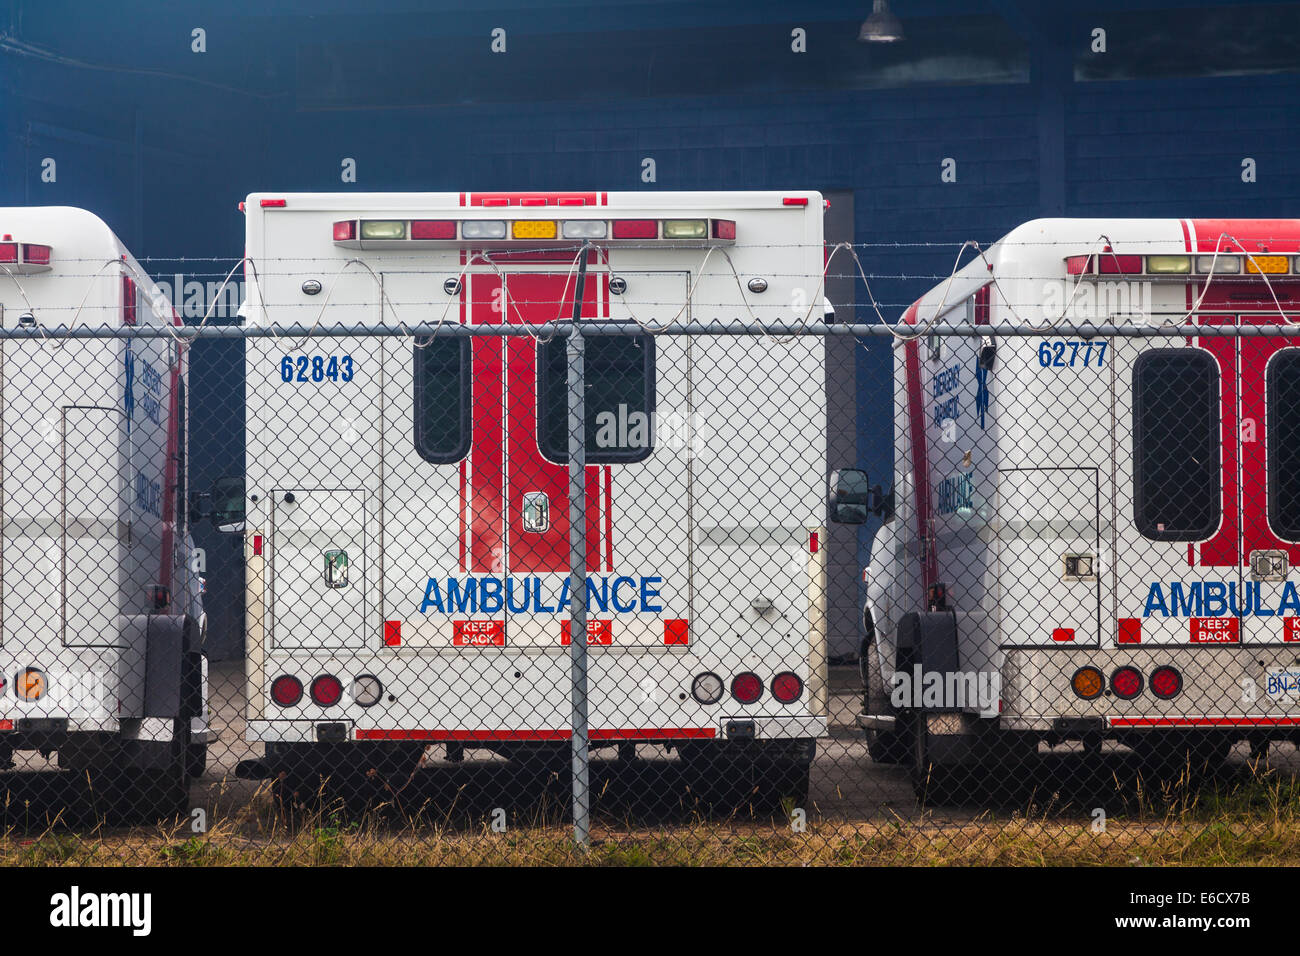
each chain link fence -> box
[3,252,1300,864]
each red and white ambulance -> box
[229,191,833,805]
[0,206,208,815]
[859,217,1300,795]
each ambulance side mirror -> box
[209,476,246,534]
[829,468,871,524]
[188,491,207,526]
[871,483,895,522]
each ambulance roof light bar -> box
[331,217,738,250]
[1065,252,1294,277]
[0,239,53,274]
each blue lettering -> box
[1280,582,1300,616]
[1256,581,1276,616]
[446,578,477,614]
[557,578,571,613]
[420,578,444,613]
[479,577,503,614]
[612,576,637,612]
[533,576,554,613]
[1169,582,1201,617]
[1203,582,1227,616]
[1143,583,1168,617]
[586,577,610,613]
[641,576,663,613]
[506,577,530,613]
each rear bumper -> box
[1001,645,1300,732]
[248,716,827,744]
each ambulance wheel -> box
[680,741,813,816]
[862,642,911,764]
[1130,731,1231,783]
[866,726,912,765]
[911,721,971,805]
[187,743,208,782]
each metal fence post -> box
[567,247,591,849]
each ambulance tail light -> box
[612,220,657,239]
[662,219,707,239]
[712,219,736,240]
[1110,666,1143,700]
[562,220,608,239]
[731,672,763,704]
[1071,666,1104,700]
[1149,666,1182,700]
[410,220,457,240]
[360,220,406,240]
[1197,255,1241,274]
[310,674,344,707]
[21,244,50,265]
[771,672,803,704]
[271,675,303,707]
[333,220,356,241]
[0,243,16,263]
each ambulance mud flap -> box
[143,614,200,719]
[896,610,961,709]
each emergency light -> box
[1067,251,1297,277]
[332,217,737,249]
[0,238,53,274]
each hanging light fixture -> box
[858,0,904,43]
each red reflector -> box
[1051,627,1075,642]
[783,197,809,206]
[122,276,137,326]
[384,620,402,646]
[1065,255,1089,275]
[1150,666,1182,700]
[809,531,820,553]
[260,198,287,208]
[519,198,547,207]
[271,675,303,707]
[771,672,803,704]
[1118,618,1142,644]
[0,243,16,263]
[712,219,736,240]
[1110,666,1143,700]
[22,244,50,265]
[664,619,689,645]
[481,198,509,207]
[731,672,763,704]
[252,534,264,556]
[557,198,586,206]
[311,674,343,707]
[1098,254,1142,274]
[612,220,657,239]
[333,220,356,241]
[411,220,457,240]
[0,720,12,731]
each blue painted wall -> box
[2,1,1298,656]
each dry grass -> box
[7,760,1300,866]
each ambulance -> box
[225,191,834,808]
[0,206,208,817]
[857,218,1300,798]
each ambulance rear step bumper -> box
[856,714,897,731]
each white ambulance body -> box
[0,207,207,811]
[236,191,831,801]
[862,218,1300,790]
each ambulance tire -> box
[85,724,190,824]
[862,640,911,765]
[1130,731,1231,784]
[187,743,208,782]
[680,741,813,817]
[269,743,426,820]
[911,722,972,805]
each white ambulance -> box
[857,217,1300,798]
[225,190,834,808]
[0,206,208,817]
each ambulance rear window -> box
[1268,349,1300,538]
[537,333,655,463]
[1132,349,1220,541]
[413,338,471,463]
